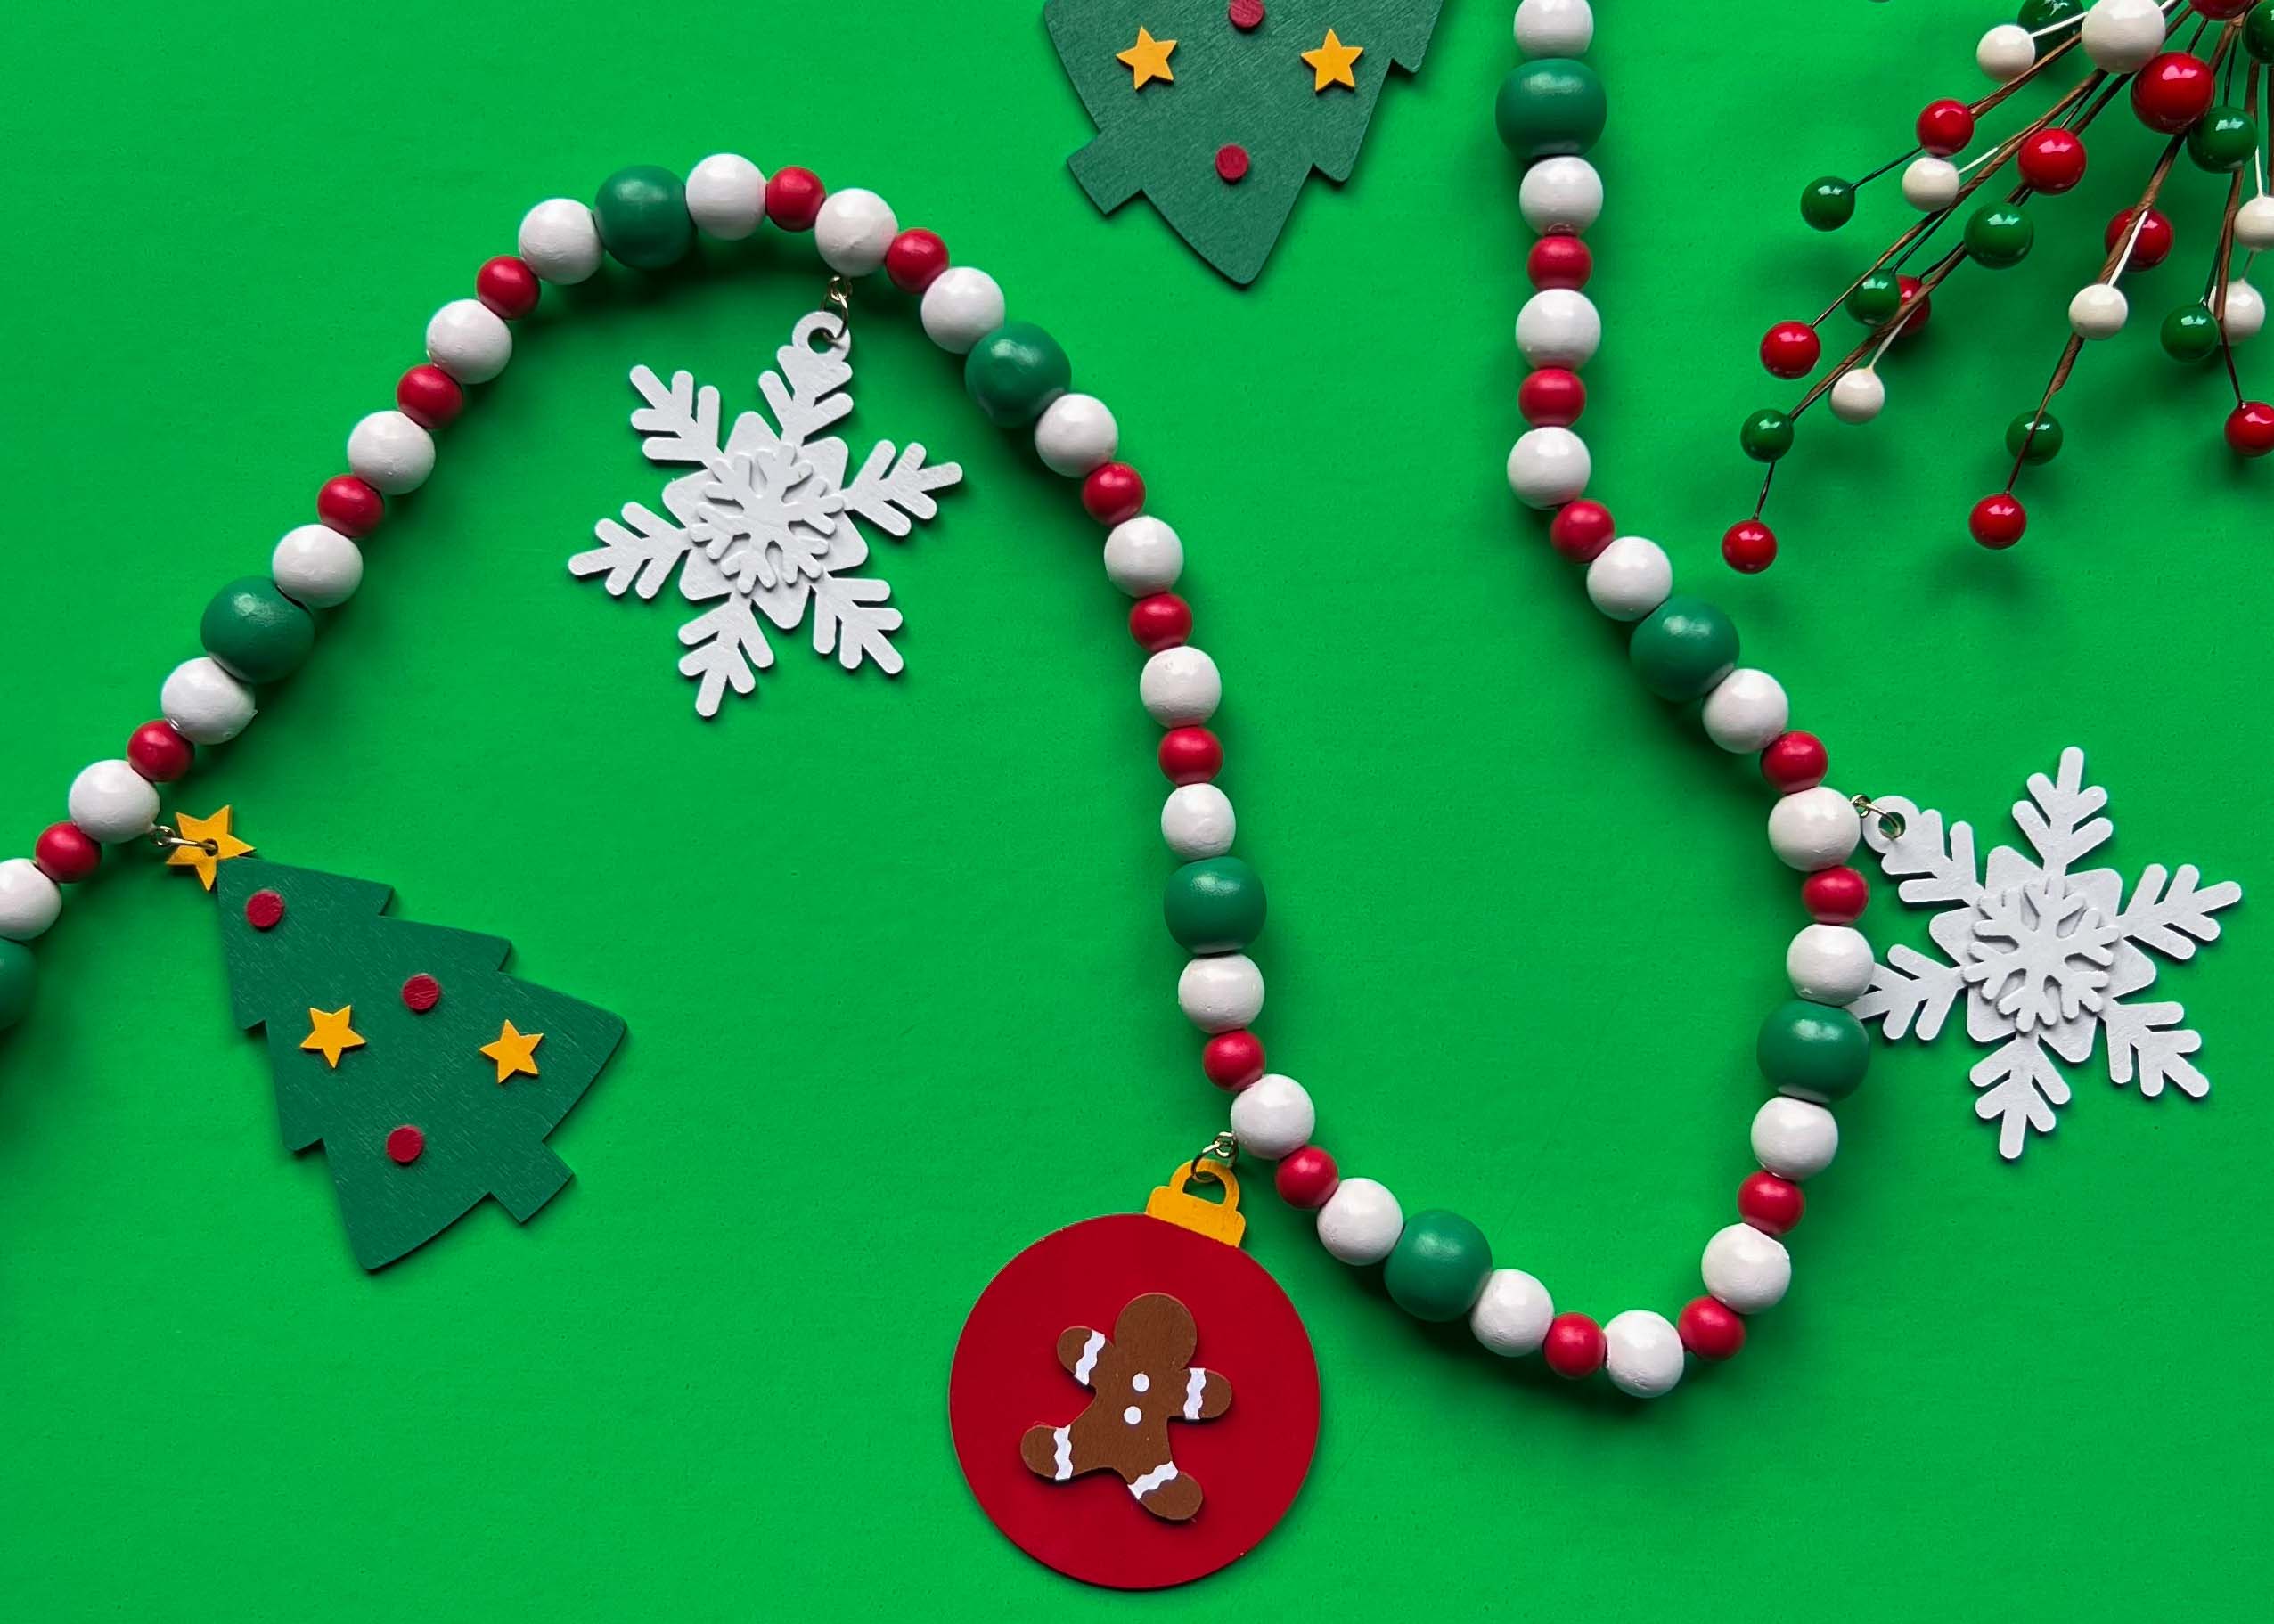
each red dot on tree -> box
[1202,1029,1265,1090]
[316,475,385,538]
[1969,492,2027,549]
[396,363,465,431]
[401,973,443,1013]
[1722,518,1778,575]
[475,255,541,320]
[1738,1171,1807,1236]
[1914,97,1976,156]
[1159,727,1223,785]
[1229,0,1265,28]
[2105,207,2173,269]
[1542,1312,1606,1379]
[385,1125,427,1165]
[1215,144,1251,184]
[35,822,102,885]
[245,890,286,931]
[1274,1146,1339,1209]
[885,229,950,294]
[1519,367,1586,428]
[1759,320,1821,379]
[1130,593,1193,653]
[1802,865,1870,924]
[765,167,826,231]
[1677,1296,1747,1361]
[1082,461,1146,525]
[1526,233,1591,291]
[1761,730,1829,793]
[127,721,194,783]
[1547,498,1615,561]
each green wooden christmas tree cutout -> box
[1045,0,1444,284]
[213,859,625,1270]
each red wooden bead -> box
[1518,367,1586,427]
[127,720,194,783]
[396,363,465,431]
[1677,1296,1747,1361]
[1802,864,1870,924]
[1547,498,1615,561]
[1915,97,1976,156]
[34,822,101,884]
[1202,1029,1265,1089]
[1082,461,1147,525]
[1894,274,1932,338]
[2227,401,2274,459]
[765,167,826,231]
[316,475,385,538]
[475,255,541,320]
[1129,593,1193,652]
[1722,519,1777,575]
[1214,144,1252,184]
[245,889,286,931]
[1158,727,1223,785]
[2131,53,2214,135]
[884,228,950,294]
[385,1125,427,1165]
[1738,1171,1806,1236]
[1970,492,2027,550]
[2017,127,2087,194]
[1759,320,1821,379]
[1274,1146,1340,1209]
[401,973,442,1013]
[1526,233,1591,290]
[2105,207,2173,269]
[1542,1312,1607,1379]
[1761,730,1828,793]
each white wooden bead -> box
[1768,785,1861,871]
[1514,0,1593,57]
[1316,1177,1403,1265]
[161,656,257,744]
[517,198,603,285]
[919,266,1006,355]
[1603,1309,1686,1398]
[1177,952,1264,1032]
[1976,22,2036,80]
[2221,282,2264,344]
[1752,1096,1839,1180]
[426,298,512,385]
[1034,394,1118,477]
[1103,515,1183,596]
[1469,1269,1555,1356]
[1505,426,1590,509]
[1515,288,1601,369]
[1901,157,1961,212]
[1828,368,1885,425]
[1787,924,1877,1004]
[271,523,364,609]
[685,153,767,240]
[2082,0,2168,74]
[1584,535,1673,621]
[1141,646,1221,726]
[2237,196,2274,253]
[67,760,160,844]
[1229,1073,1315,1159]
[1701,668,1790,753]
[1702,1223,1792,1314]
[814,188,897,276]
[1518,156,1602,234]
[1162,783,1236,860]
[0,858,62,942]
[346,411,435,494]
[2069,282,2129,340]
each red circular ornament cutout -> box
[245,889,285,931]
[385,1125,426,1164]
[949,1212,1318,1590]
[1215,144,1250,184]
[401,973,442,1013]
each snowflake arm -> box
[569,502,692,600]
[2114,863,2242,962]
[2012,747,2112,884]
[2102,999,2208,1100]
[758,314,855,450]
[843,441,963,538]
[1970,1035,2071,1161]
[807,572,904,674]
[676,598,775,717]
[1850,945,1966,1041]
[628,366,725,466]
[1865,799,1984,908]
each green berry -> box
[0,938,35,1031]
[1800,176,1856,232]
[1384,1210,1493,1323]
[1964,203,2034,269]
[2005,412,2064,465]
[2187,106,2258,172]
[2017,0,2077,28]
[1163,858,1267,953]
[1493,58,1607,161]
[1847,271,1903,327]
[593,166,693,270]
[2247,1,2274,63]
[963,322,1072,427]
[2162,304,2222,363]
[200,576,315,685]
[1757,999,1871,1102]
[1629,595,1740,701]
[1740,408,1795,462]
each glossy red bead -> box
[1542,1312,1607,1379]
[2132,53,2214,134]
[765,167,826,231]
[1082,461,1147,525]
[1970,492,2027,549]
[1547,498,1616,561]
[884,228,949,294]
[2191,0,2253,12]
[475,255,541,320]
[1518,367,1586,427]
[2227,402,2274,458]
[1274,1146,1340,1208]
[2017,127,2087,193]
[396,363,465,431]
[316,475,385,538]
[1738,1171,1806,1236]
[1894,274,1932,338]
[1722,518,1778,574]
[1129,593,1193,652]
[1761,730,1829,793]
[1677,1296,1748,1361]
[1202,1029,1265,1089]
[1916,97,1977,156]
[1802,864,1870,924]
[34,822,101,884]
[1759,321,1821,379]
[127,721,194,783]
[1158,727,1223,785]
[2105,206,2174,268]
[1526,233,1592,290]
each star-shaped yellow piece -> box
[301,1006,366,1069]
[1301,29,1364,92]
[480,1020,544,1085]
[1117,26,1176,89]
[166,806,254,891]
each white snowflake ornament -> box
[1852,747,2242,1161]
[570,309,962,715]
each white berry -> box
[2082,0,2169,75]
[1469,1269,1556,1356]
[425,298,511,385]
[1506,426,1591,509]
[1162,784,1236,860]
[2069,282,2129,340]
[1140,646,1221,726]
[1901,156,1961,212]
[1584,535,1673,621]
[1828,368,1885,425]
[2237,196,2274,253]
[1515,288,1601,369]
[1034,394,1118,477]
[1603,1310,1686,1398]
[67,761,160,844]
[516,198,603,285]
[161,657,257,745]
[814,188,897,276]
[0,858,62,942]
[1103,516,1183,596]
[2220,282,2264,344]
[1769,785,1861,871]
[919,267,1005,355]
[1229,1073,1315,1159]
[271,524,364,609]
[1178,953,1264,1032]
[685,153,767,240]
[1753,1096,1839,1180]
[1702,1223,1792,1314]
[1976,22,2036,81]
[1787,924,1876,1004]
[346,410,435,495]
[1701,669,1790,753]
[1514,0,1593,57]
[1316,1177,1403,1265]
[1518,156,1602,234]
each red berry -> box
[316,475,384,537]
[1202,1030,1265,1089]
[1761,730,1828,793]
[385,1125,427,1165]
[1129,593,1193,652]
[401,973,442,1013]
[1916,97,1977,156]
[1158,727,1223,785]
[1970,492,2027,549]
[765,167,825,231]
[2227,401,2274,459]
[1722,518,1778,574]
[1274,1146,1339,1208]
[1542,1312,1607,1379]
[2132,53,2215,134]
[1081,461,1147,525]
[475,255,541,320]
[884,228,949,294]
[2192,0,2252,14]
[1894,275,1932,338]
[1738,1171,1807,1236]
[1547,498,1615,561]
[2017,127,2087,193]
[127,721,194,783]
[244,889,286,931]
[1518,367,1586,427]
[1526,233,1592,290]
[1759,320,1821,379]
[1802,865,1870,924]
[34,822,101,885]
[1677,1296,1748,1361]
[395,363,465,431]
[2105,207,2174,269]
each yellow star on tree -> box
[165,806,254,891]
[1117,26,1176,89]
[1301,29,1364,92]
[301,1006,366,1069]
[480,1020,544,1085]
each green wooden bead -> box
[0,937,35,1031]
[2162,305,2221,363]
[2017,0,2077,30]
[1740,408,1795,462]
[2247,1,2274,63]
[1847,271,1903,327]
[1965,204,2033,269]
[593,165,693,270]
[1384,1210,1493,1322]
[2186,107,2258,172]
[1757,999,1871,1102]
[1163,857,1267,953]
[964,322,1072,427]
[1800,176,1855,232]
[200,575,315,685]
[1629,595,1739,701]
[2006,411,2064,465]
[1493,59,1607,161]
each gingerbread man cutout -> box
[1018,1292,1232,1522]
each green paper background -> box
[0,2,2266,1618]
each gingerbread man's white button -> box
[1132,1373,1151,1393]
[1123,1406,1143,1425]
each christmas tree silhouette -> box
[213,859,624,1269]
